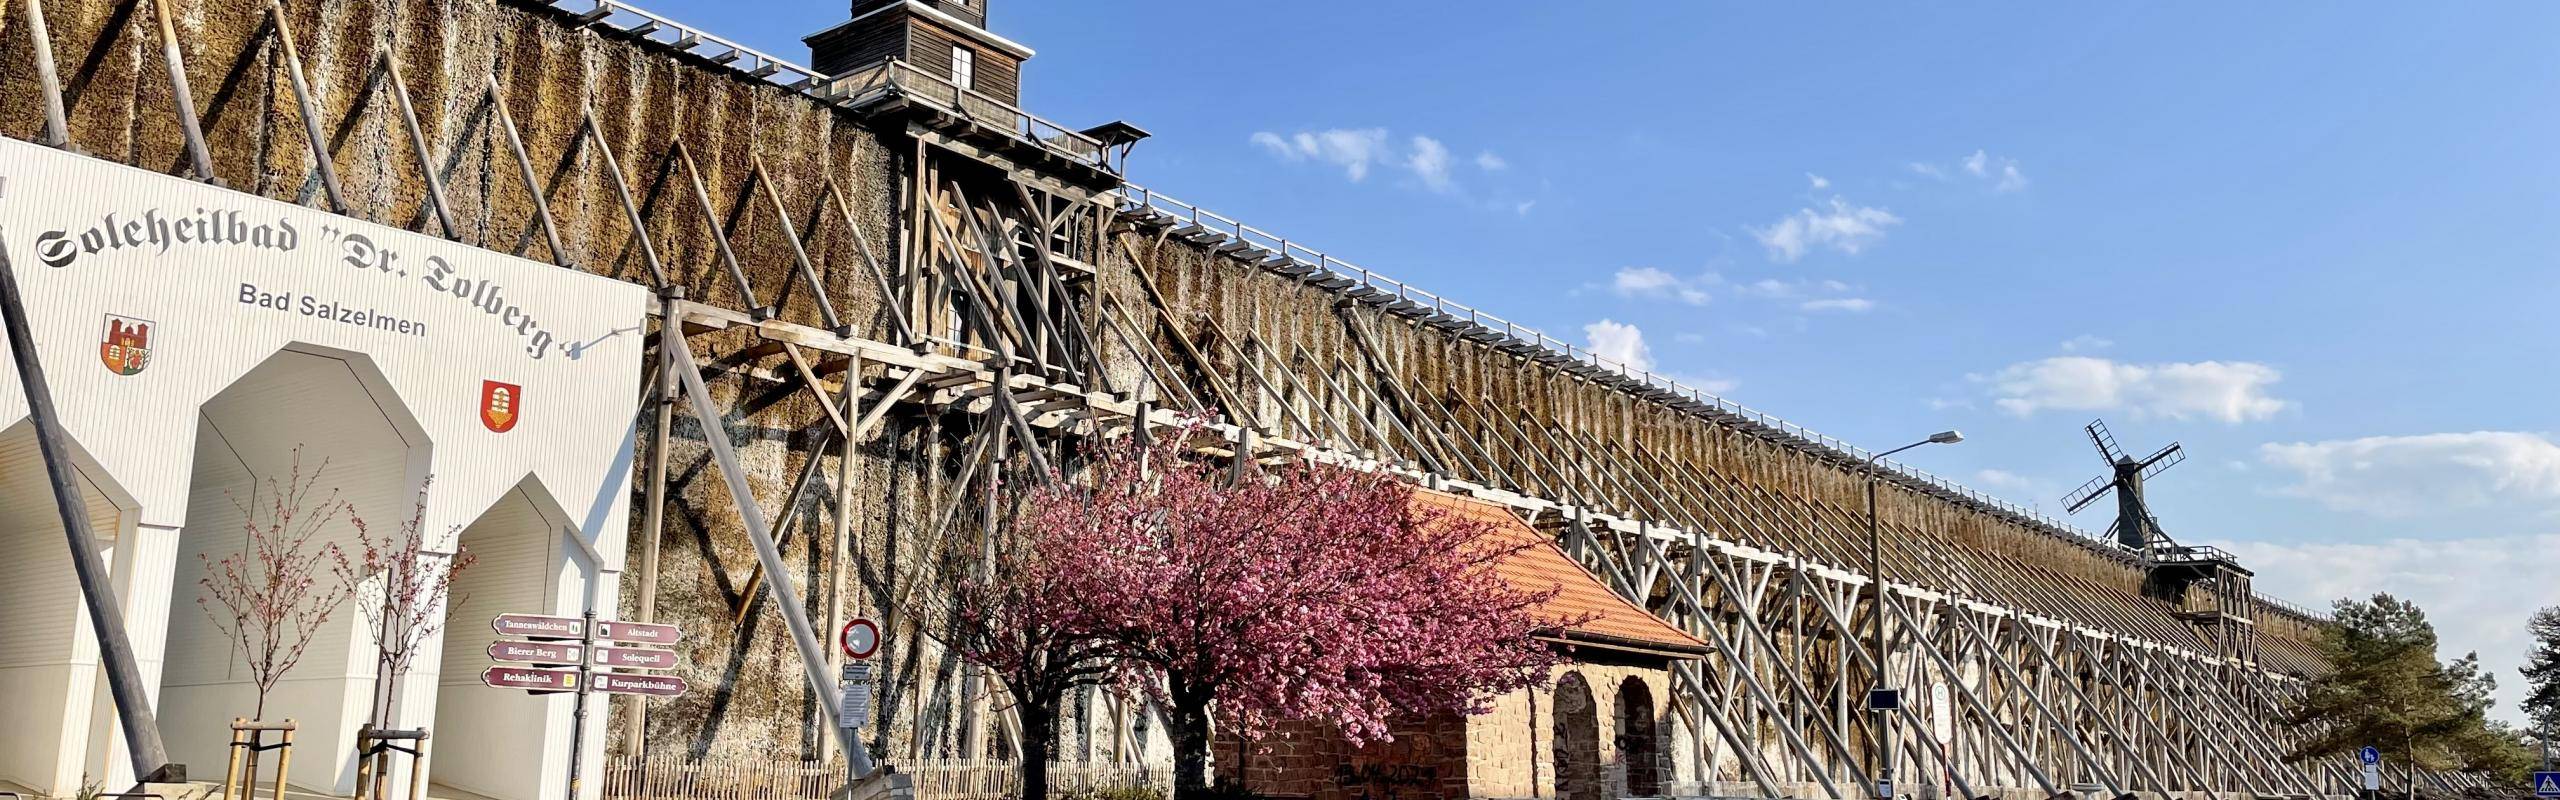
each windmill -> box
[2059,419,2187,555]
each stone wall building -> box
[1216,491,1712,800]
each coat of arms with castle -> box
[99,314,152,376]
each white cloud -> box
[1251,128,1392,181]
[1806,173,1831,190]
[2258,432,2560,517]
[2212,533,2560,725]
[2059,335,2114,352]
[1983,356,2290,423]
[1724,276,1861,302]
[1255,129,1528,205]
[1959,149,2030,192]
[1799,298,1875,313]
[1743,278,1798,298]
[1610,267,1711,305]
[1407,135,1455,192]
[1974,468,2037,492]
[1751,197,1902,262]
[1583,319,1653,372]
[1907,149,2030,192]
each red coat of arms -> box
[481,380,523,433]
[99,314,153,376]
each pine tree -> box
[2285,593,2533,787]
[2523,606,2560,747]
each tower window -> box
[950,47,975,92]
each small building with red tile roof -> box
[1219,489,1706,800]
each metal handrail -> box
[2256,594,2333,624]
[543,0,825,89]
[813,59,1117,173]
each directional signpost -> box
[592,645,682,671]
[598,620,681,646]
[488,640,584,666]
[481,666,580,693]
[492,613,587,640]
[484,610,687,799]
[594,672,689,698]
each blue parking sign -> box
[2531,771,2560,798]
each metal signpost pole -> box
[838,619,880,786]
[567,610,594,800]
[0,229,179,782]
[2359,745,2380,800]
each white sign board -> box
[839,662,873,728]
[0,137,647,553]
[1929,683,1953,744]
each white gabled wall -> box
[0,425,128,795]
[160,349,422,792]
[0,138,644,797]
[431,485,573,800]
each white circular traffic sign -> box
[840,618,881,660]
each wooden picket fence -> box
[901,758,1164,800]
[600,756,842,800]
[600,756,1164,800]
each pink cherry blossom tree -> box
[932,465,1126,800]
[198,448,356,721]
[333,477,475,731]
[1011,424,1572,799]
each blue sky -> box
[649,1,2560,718]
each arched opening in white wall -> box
[160,346,428,793]
[0,424,135,795]
[431,477,588,800]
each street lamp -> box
[1864,430,1961,799]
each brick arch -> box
[1616,675,1662,796]
[1553,671,1604,800]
